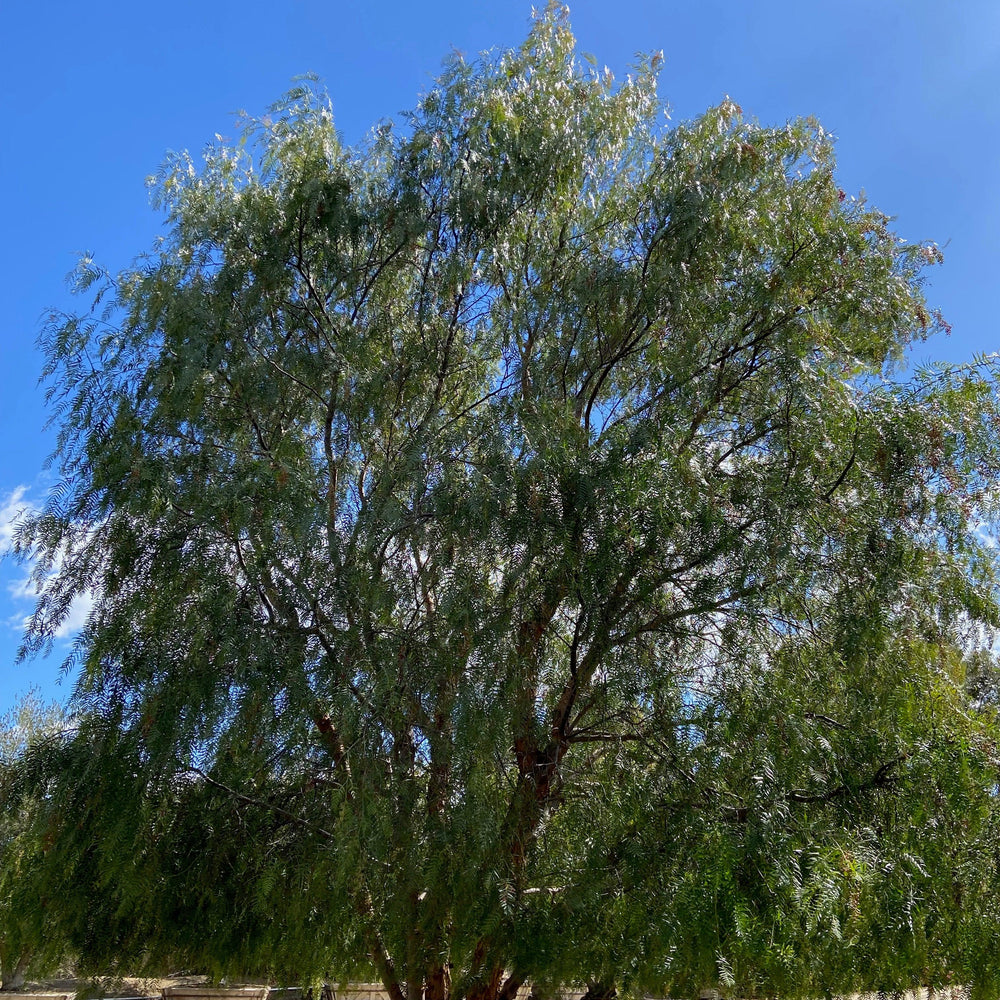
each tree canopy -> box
[16,5,1000,998]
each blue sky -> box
[1,0,999,712]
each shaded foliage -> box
[0,694,73,990]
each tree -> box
[0,694,71,990]
[17,5,1000,997]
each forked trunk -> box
[386,966,522,1000]
[464,966,504,1000]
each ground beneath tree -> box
[6,982,971,1000]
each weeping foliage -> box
[14,4,1000,998]
[0,695,74,988]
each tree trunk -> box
[465,967,504,1000]
[579,982,616,1000]
[425,963,450,1000]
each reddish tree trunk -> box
[426,963,450,1000]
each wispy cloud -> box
[0,486,35,552]
[52,593,95,639]
[1,486,94,643]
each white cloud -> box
[1,486,95,644]
[53,592,95,639]
[0,486,36,552]
[7,573,34,603]
[974,517,998,550]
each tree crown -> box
[16,5,1000,998]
